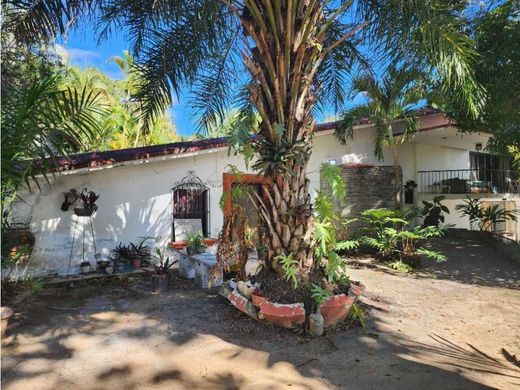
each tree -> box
[4,0,484,281]
[439,1,520,158]
[335,67,424,165]
[335,66,424,206]
[1,72,106,228]
[63,54,179,151]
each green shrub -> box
[359,208,446,263]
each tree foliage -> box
[335,66,424,162]
[440,1,520,156]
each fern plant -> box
[276,253,298,288]
[313,163,358,284]
[360,208,447,264]
[311,284,333,306]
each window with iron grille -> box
[172,171,209,240]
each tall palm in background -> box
[64,53,179,150]
[3,0,485,276]
[335,67,425,206]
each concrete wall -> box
[418,194,520,240]
[10,127,489,276]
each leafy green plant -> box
[349,304,366,327]
[481,205,518,232]
[313,163,358,284]
[421,196,449,227]
[186,233,206,254]
[276,253,298,288]
[360,208,446,264]
[388,260,414,273]
[311,284,333,306]
[455,197,483,229]
[152,247,178,275]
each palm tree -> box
[335,67,425,205]
[1,72,106,227]
[4,0,484,277]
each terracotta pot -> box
[1,307,14,338]
[257,299,305,329]
[228,290,258,319]
[152,274,171,293]
[319,294,355,328]
[132,257,142,268]
[169,241,187,250]
[348,283,365,297]
[203,238,218,246]
[251,293,266,307]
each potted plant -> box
[128,236,153,268]
[73,188,99,217]
[186,233,206,255]
[151,248,178,293]
[1,218,35,267]
[455,197,483,230]
[79,261,91,274]
[96,253,111,273]
[421,195,449,227]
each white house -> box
[10,109,519,276]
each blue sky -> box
[61,23,360,137]
[61,26,199,137]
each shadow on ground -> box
[418,236,520,289]
[2,236,520,389]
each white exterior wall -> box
[10,126,496,276]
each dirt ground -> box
[2,236,520,390]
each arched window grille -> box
[172,171,210,240]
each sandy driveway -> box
[2,236,520,389]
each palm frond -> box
[190,29,241,135]
[335,104,373,144]
[356,0,484,117]
[316,19,369,113]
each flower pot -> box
[132,257,142,268]
[169,241,187,250]
[96,260,111,273]
[79,262,91,274]
[251,293,266,307]
[257,299,305,329]
[319,294,355,328]
[152,273,171,293]
[348,283,365,297]
[1,307,14,339]
[73,205,98,217]
[203,238,218,247]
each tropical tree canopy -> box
[64,52,180,150]
[438,0,519,156]
[335,66,425,163]
[2,0,493,278]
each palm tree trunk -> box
[261,159,314,273]
[240,0,326,274]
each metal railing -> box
[417,169,519,194]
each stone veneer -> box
[321,164,402,236]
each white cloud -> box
[51,44,101,65]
